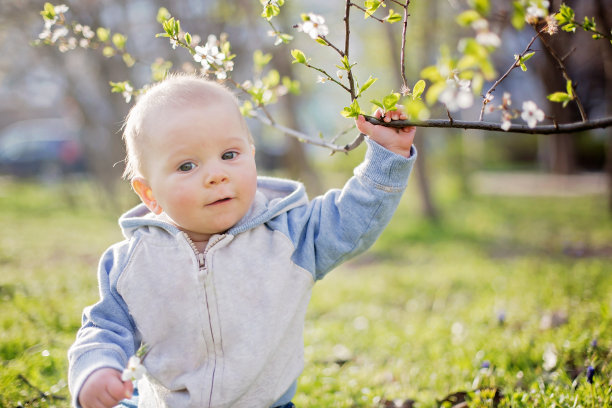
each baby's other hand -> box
[355,107,415,158]
[79,368,134,408]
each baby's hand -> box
[79,368,134,408]
[355,108,416,158]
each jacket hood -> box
[118,176,308,239]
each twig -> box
[344,0,357,100]
[535,27,588,121]
[304,63,353,93]
[478,32,540,121]
[399,1,411,91]
[15,374,67,407]
[254,113,351,152]
[363,115,612,134]
[348,3,386,23]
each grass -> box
[0,176,611,407]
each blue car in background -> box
[0,119,87,179]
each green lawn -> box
[1,178,611,407]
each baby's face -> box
[139,101,257,242]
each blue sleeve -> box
[277,138,416,280]
[68,243,139,407]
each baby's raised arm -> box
[355,108,415,158]
[78,368,133,408]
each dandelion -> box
[439,78,473,112]
[586,365,595,384]
[521,100,545,128]
[297,13,329,39]
[121,355,146,382]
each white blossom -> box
[123,83,134,103]
[121,356,146,382]
[521,100,545,128]
[51,27,69,43]
[476,31,501,47]
[501,112,512,131]
[193,36,226,72]
[439,78,474,112]
[54,4,69,14]
[525,1,549,24]
[316,75,328,83]
[297,13,329,39]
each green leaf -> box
[340,99,362,118]
[425,80,446,106]
[240,100,255,117]
[109,81,126,93]
[358,76,377,96]
[112,33,127,50]
[102,46,115,58]
[156,7,171,23]
[456,10,482,27]
[404,99,430,121]
[315,37,328,46]
[386,9,403,23]
[291,49,307,64]
[382,92,400,111]
[263,69,280,87]
[565,79,573,97]
[254,50,273,71]
[184,32,192,46]
[412,80,426,100]
[282,77,301,95]
[521,52,535,62]
[370,99,384,110]
[122,53,136,68]
[97,27,110,43]
[40,2,56,20]
[470,0,490,16]
[547,91,573,107]
[364,0,382,18]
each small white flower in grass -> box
[297,13,329,39]
[542,343,557,371]
[439,78,473,112]
[521,101,545,128]
[121,356,146,382]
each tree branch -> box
[344,0,356,99]
[535,27,588,122]
[364,115,612,134]
[478,32,540,121]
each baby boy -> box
[69,74,416,408]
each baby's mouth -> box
[208,197,232,206]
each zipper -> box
[182,232,225,270]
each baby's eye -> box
[221,151,238,160]
[178,162,196,172]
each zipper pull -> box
[198,252,205,268]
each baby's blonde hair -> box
[121,73,252,180]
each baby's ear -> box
[131,177,162,214]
